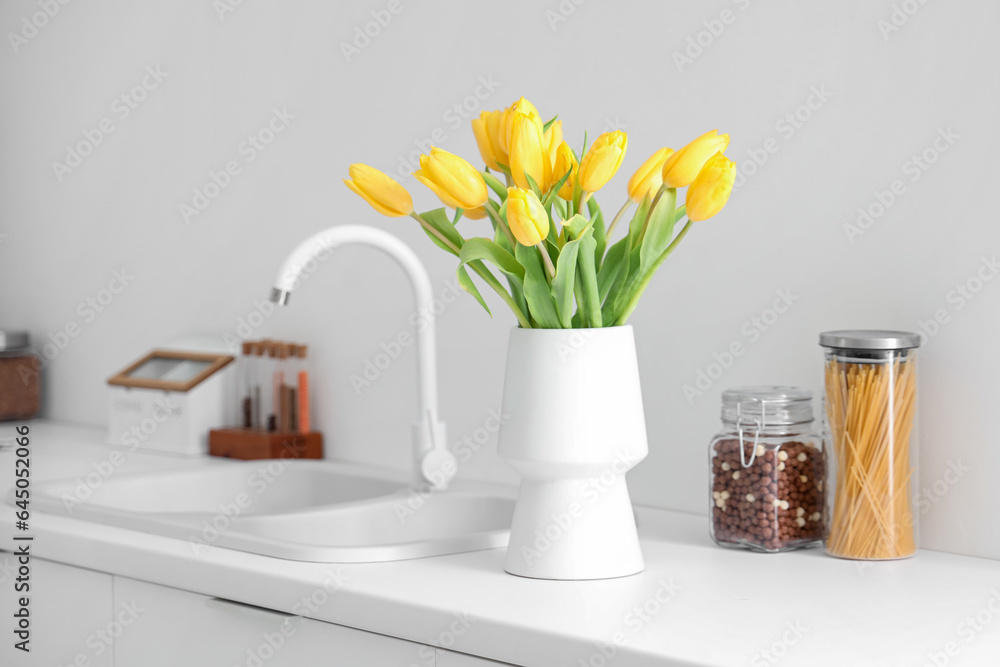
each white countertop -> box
[3,421,1000,666]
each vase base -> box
[503,564,645,581]
[502,475,645,581]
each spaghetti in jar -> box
[820,330,921,560]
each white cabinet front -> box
[112,576,426,666]
[0,556,115,667]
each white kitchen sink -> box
[26,460,514,563]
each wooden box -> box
[208,429,323,460]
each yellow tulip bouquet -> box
[344,97,736,328]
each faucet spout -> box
[270,225,455,490]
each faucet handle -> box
[421,447,457,490]
[415,413,455,490]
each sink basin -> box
[27,460,514,563]
[36,463,406,516]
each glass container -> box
[710,386,825,553]
[821,330,921,560]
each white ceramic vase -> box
[497,325,648,580]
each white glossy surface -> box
[4,422,1000,667]
[498,326,646,580]
[26,444,513,563]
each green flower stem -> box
[617,218,695,325]
[638,185,670,245]
[536,242,556,280]
[484,200,516,248]
[411,212,531,328]
[605,199,633,239]
[411,212,460,254]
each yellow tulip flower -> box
[661,129,730,188]
[578,131,628,193]
[487,110,509,166]
[685,153,736,222]
[627,147,674,203]
[472,110,503,171]
[509,112,551,192]
[506,187,549,246]
[544,120,563,171]
[499,97,541,157]
[414,147,489,209]
[463,206,487,220]
[343,164,413,217]
[551,142,578,200]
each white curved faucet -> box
[269,225,456,490]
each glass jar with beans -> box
[709,386,826,553]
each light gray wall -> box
[1,1,998,559]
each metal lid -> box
[721,386,814,425]
[819,330,921,350]
[0,330,30,353]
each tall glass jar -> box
[820,330,921,560]
[709,386,825,553]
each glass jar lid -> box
[721,386,814,426]
[819,330,921,350]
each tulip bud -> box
[414,147,489,210]
[505,187,549,246]
[661,129,730,188]
[472,110,504,171]
[685,153,736,222]
[509,112,551,192]
[343,164,413,217]
[499,97,541,157]
[627,147,674,203]
[578,131,628,193]
[551,142,578,200]
[544,120,563,171]
[463,206,488,220]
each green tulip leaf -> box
[494,224,530,318]
[563,213,591,240]
[419,208,465,256]
[586,197,607,271]
[452,208,464,226]
[482,172,508,201]
[515,243,561,329]
[459,238,525,283]
[602,245,642,325]
[627,193,652,252]
[576,230,602,327]
[552,234,582,328]
[597,236,628,303]
[457,265,491,317]
[542,115,559,133]
[553,197,569,220]
[543,168,573,209]
[420,225,458,257]
[523,172,544,200]
[488,222,530,323]
[639,187,677,277]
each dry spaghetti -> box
[824,354,917,559]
